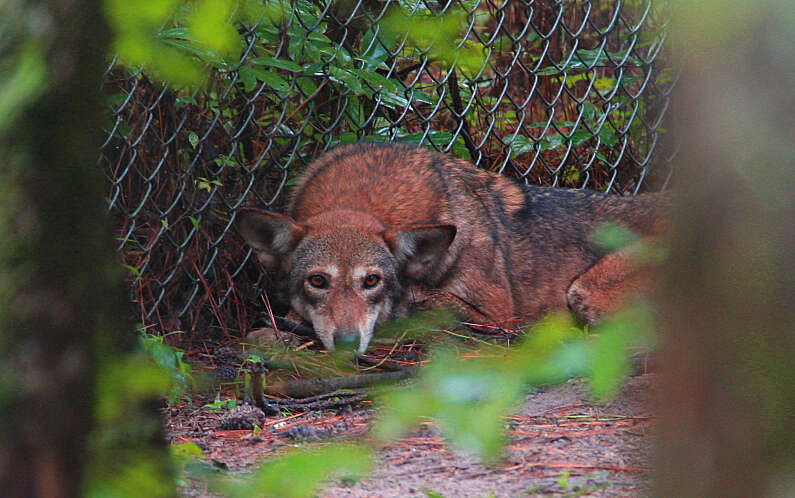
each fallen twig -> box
[355,353,411,372]
[521,462,649,473]
[263,367,418,397]
[266,389,369,412]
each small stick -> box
[264,368,417,398]
[246,360,279,415]
[260,292,281,340]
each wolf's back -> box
[287,143,480,227]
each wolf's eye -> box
[363,274,381,289]
[307,274,327,289]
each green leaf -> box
[351,69,399,92]
[512,313,580,376]
[95,358,170,421]
[217,444,373,498]
[105,0,180,25]
[424,490,446,498]
[380,10,486,73]
[188,131,199,148]
[137,328,193,402]
[251,56,304,72]
[406,89,438,105]
[598,124,620,147]
[374,348,523,462]
[238,65,257,92]
[508,135,535,158]
[581,101,599,122]
[345,95,364,128]
[171,442,203,458]
[536,48,644,75]
[156,27,191,39]
[590,222,639,252]
[594,76,617,93]
[329,67,363,94]
[374,314,581,463]
[557,470,571,489]
[306,31,332,44]
[295,77,319,97]
[250,67,291,93]
[350,69,409,107]
[587,304,654,400]
[561,165,582,185]
[157,37,225,65]
[122,264,141,279]
[189,0,241,57]
[339,132,358,144]
[253,24,281,43]
[539,132,564,151]
[570,128,595,147]
[0,43,47,135]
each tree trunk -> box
[0,1,173,496]
[655,1,795,496]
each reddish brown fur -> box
[239,144,669,351]
[566,245,656,323]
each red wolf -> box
[239,143,668,353]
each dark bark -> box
[0,1,173,496]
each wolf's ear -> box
[384,224,456,280]
[237,209,305,268]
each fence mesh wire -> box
[101,0,676,343]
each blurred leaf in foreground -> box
[381,8,486,75]
[215,444,373,498]
[373,313,585,462]
[587,301,655,401]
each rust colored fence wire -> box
[100,0,677,344]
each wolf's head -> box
[238,209,455,353]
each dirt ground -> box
[168,373,656,497]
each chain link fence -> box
[101,0,676,344]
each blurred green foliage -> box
[590,222,641,253]
[104,0,482,92]
[137,326,195,403]
[373,307,460,343]
[105,0,233,86]
[587,304,654,401]
[380,8,486,75]
[0,1,47,135]
[214,444,373,498]
[84,351,175,497]
[373,309,653,462]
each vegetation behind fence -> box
[100,0,676,344]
